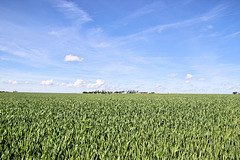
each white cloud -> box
[198,78,205,81]
[87,79,105,89]
[185,74,193,79]
[168,73,178,77]
[64,54,84,62]
[41,80,53,85]
[73,79,85,87]
[65,79,104,88]
[8,80,18,84]
[185,80,190,84]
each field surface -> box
[1,93,240,159]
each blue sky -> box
[0,0,240,93]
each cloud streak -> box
[55,0,92,24]
[198,78,205,81]
[168,73,178,77]
[127,1,163,19]
[112,3,229,45]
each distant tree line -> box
[232,92,240,94]
[82,90,139,94]
[0,91,17,93]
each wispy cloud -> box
[112,3,228,46]
[95,42,111,48]
[128,1,163,19]
[0,39,55,68]
[226,86,233,90]
[48,30,62,36]
[179,0,194,6]
[198,78,205,81]
[185,80,190,84]
[191,64,240,78]
[55,0,91,24]
[156,84,164,89]
[224,31,240,39]
[207,25,213,29]
[201,3,229,21]
[0,45,7,52]
[109,1,164,29]
[0,43,29,58]
[168,73,178,77]
[64,54,84,62]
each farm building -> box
[139,92,148,94]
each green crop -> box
[1,93,240,159]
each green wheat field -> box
[1,93,240,159]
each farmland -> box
[1,93,240,159]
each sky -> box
[0,0,240,93]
